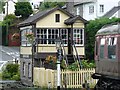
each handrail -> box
[72,40,82,69]
[60,38,68,65]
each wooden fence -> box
[33,67,97,88]
[61,68,97,88]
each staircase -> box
[61,39,82,68]
[32,38,82,68]
[66,54,75,64]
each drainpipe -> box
[70,24,73,55]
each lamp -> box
[55,38,62,90]
[55,39,62,50]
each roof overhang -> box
[64,15,88,25]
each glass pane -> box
[100,38,105,59]
[108,37,117,60]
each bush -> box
[81,60,95,68]
[85,17,120,60]
[12,74,20,81]
[67,61,80,71]
[2,63,20,81]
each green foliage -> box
[60,60,67,69]
[2,14,17,26]
[67,61,80,71]
[0,1,5,13]
[2,63,20,81]
[81,60,95,68]
[39,2,65,11]
[4,14,16,21]
[85,17,120,60]
[15,2,33,19]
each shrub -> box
[2,63,20,81]
[81,60,95,68]
[67,61,80,71]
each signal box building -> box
[18,7,87,86]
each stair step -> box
[67,54,75,64]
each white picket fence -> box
[61,68,97,88]
[33,67,97,88]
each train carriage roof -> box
[96,23,120,36]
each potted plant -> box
[44,55,57,69]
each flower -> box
[25,32,34,43]
[45,55,57,63]
[11,33,20,41]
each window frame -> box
[100,4,104,13]
[89,5,94,14]
[99,37,105,59]
[28,63,32,78]
[76,7,80,15]
[36,28,68,45]
[23,62,26,77]
[107,37,117,60]
[21,29,33,46]
[55,14,60,22]
[73,28,84,46]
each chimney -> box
[66,0,74,15]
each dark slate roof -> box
[96,23,120,35]
[18,7,74,27]
[64,15,88,25]
[103,6,120,18]
[62,0,96,9]
[74,0,96,6]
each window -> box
[60,29,68,44]
[73,29,84,45]
[100,38,105,59]
[23,62,25,76]
[76,7,80,15]
[55,14,60,22]
[95,38,98,56]
[28,63,32,78]
[36,28,68,45]
[3,8,5,14]
[21,29,33,46]
[108,37,117,60]
[34,4,39,9]
[100,5,104,13]
[89,5,94,14]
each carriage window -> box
[95,39,98,56]
[100,38,105,59]
[108,37,117,60]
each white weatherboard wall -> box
[82,0,120,20]
[83,2,97,20]
[97,0,120,17]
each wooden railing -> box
[33,67,97,88]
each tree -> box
[85,17,120,60]
[3,14,16,26]
[1,14,21,45]
[0,0,5,13]
[15,2,33,19]
[39,1,65,11]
